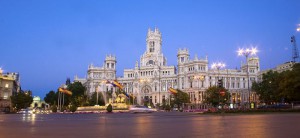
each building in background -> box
[0,68,21,112]
[30,96,49,109]
[74,28,260,107]
[257,61,296,82]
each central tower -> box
[146,27,162,54]
[140,27,166,67]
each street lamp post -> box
[237,47,258,108]
[211,62,226,85]
[211,62,226,108]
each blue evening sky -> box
[0,0,299,98]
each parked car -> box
[129,105,157,113]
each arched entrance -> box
[141,85,152,106]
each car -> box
[17,109,33,114]
[129,105,157,113]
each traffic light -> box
[218,79,223,88]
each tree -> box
[106,104,113,112]
[89,92,105,106]
[51,102,57,112]
[170,89,190,109]
[44,90,57,106]
[67,82,87,107]
[11,92,33,111]
[68,82,85,97]
[252,63,300,103]
[278,63,300,102]
[253,70,281,103]
[70,104,77,112]
[205,86,230,107]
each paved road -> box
[0,112,299,138]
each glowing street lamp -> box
[211,62,226,82]
[237,47,258,108]
[211,62,226,70]
[297,24,300,32]
[237,47,258,57]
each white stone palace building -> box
[74,28,260,106]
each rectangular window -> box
[3,92,8,99]
[5,84,9,88]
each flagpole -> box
[169,93,171,105]
[60,92,62,112]
[96,84,99,105]
[57,91,60,112]
[62,93,64,110]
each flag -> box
[123,92,130,98]
[168,87,178,94]
[111,80,123,89]
[59,88,72,95]
[105,80,111,84]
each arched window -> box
[147,60,154,66]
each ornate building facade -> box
[0,68,20,112]
[74,28,260,107]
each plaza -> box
[0,112,299,138]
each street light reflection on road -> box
[0,113,298,137]
[22,113,36,125]
[134,116,153,136]
[189,115,276,137]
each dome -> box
[33,96,41,101]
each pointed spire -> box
[135,60,139,69]
[194,54,198,60]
